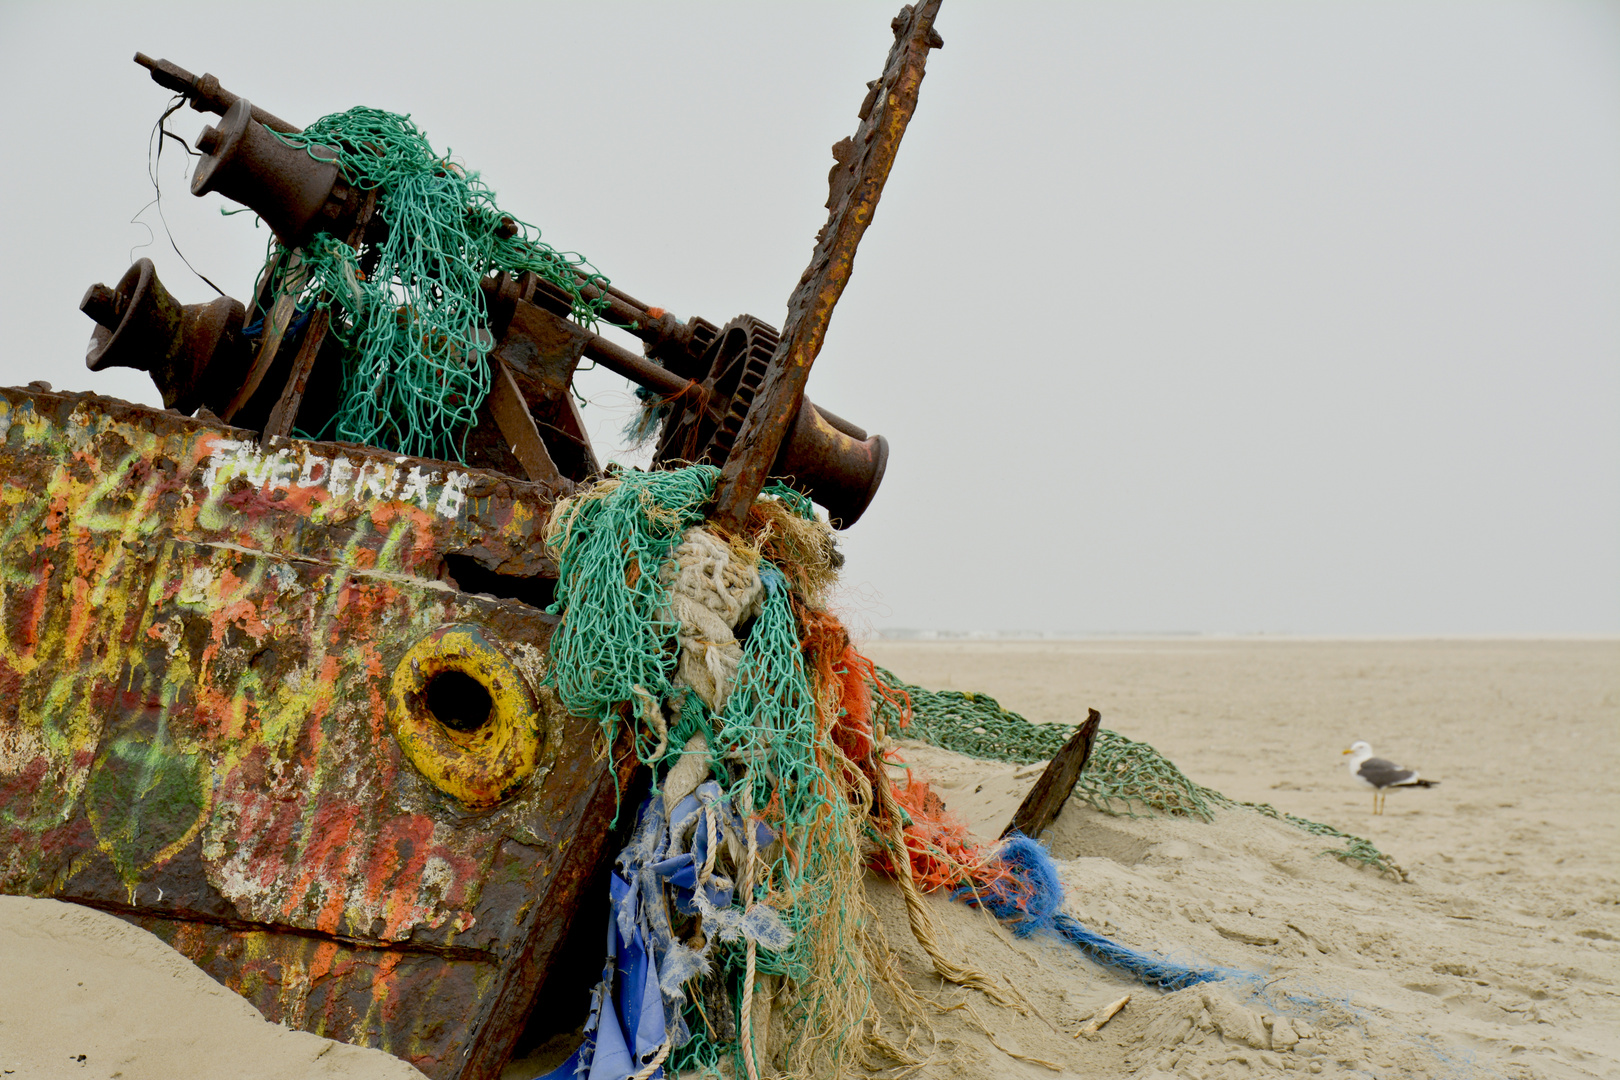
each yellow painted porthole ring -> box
[388,624,541,809]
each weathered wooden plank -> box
[222,253,302,423]
[260,188,379,445]
[1002,709,1102,840]
[485,353,566,488]
[259,306,330,442]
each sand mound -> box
[0,894,424,1079]
[857,737,1619,1080]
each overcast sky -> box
[1,1,1615,635]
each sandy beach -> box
[857,637,1620,1080]
[4,638,1616,1079]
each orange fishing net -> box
[792,604,1024,900]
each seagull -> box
[1343,741,1439,814]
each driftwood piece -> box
[1077,994,1130,1039]
[1002,708,1101,839]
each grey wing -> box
[1358,758,1419,788]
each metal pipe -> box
[581,323,861,442]
[580,332,706,405]
[134,53,300,135]
[597,280,655,313]
[483,274,704,405]
[572,275,695,355]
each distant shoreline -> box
[870,630,1620,643]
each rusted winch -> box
[80,258,252,415]
[480,271,888,527]
[192,98,358,247]
[83,57,890,526]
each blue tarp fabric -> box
[536,783,784,1080]
[538,812,1218,1079]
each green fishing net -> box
[543,465,867,1074]
[256,107,609,462]
[543,464,719,751]
[880,669,1403,879]
[712,564,862,989]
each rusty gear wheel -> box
[652,315,778,469]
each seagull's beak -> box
[1341,748,1352,755]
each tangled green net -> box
[543,465,868,1075]
[543,464,719,749]
[881,670,1404,879]
[256,107,609,462]
[715,566,861,985]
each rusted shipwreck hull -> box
[1,5,945,1075]
[0,384,628,1079]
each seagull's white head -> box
[1343,741,1373,765]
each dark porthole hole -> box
[424,670,493,733]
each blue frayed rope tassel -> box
[957,832,1224,992]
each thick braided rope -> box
[873,770,1021,1010]
[740,777,762,1080]
[630,1039,672,1080]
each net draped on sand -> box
[886,676,1404,879]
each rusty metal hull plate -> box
[0,388,619,1079]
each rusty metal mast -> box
[711,0,944,529]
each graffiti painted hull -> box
[0,386,630,1080]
